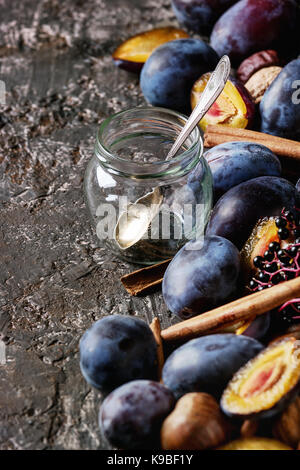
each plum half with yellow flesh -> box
[241,217,280,277]
[221,337,300,420]
[191,73,255,132]
[112,27,189,73]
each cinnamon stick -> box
[120,259,171,296]
[204,125,300,161]
[150,317,164,380]
[161,276,300,342]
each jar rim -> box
[95,106,203,179]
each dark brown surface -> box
[0,0,177,450]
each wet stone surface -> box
[0,0,177,450]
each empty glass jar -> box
[84,107,213,265]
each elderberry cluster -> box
[250,209,300,291]
[249,208,300,325]
[278,299,300,325]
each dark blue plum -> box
[240,313,271,341]
[260,58,300,141]
[79,315,158,393]
[162,235,240,319]
[140,38,219,113]
[204,142,281,201]
[210,0,298,65]
[206,176,298,249]
[171,0,238,35]
[99,380,175,449]
[162,333,263,399]
[296,178,300,195]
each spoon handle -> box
[166,55,231,160]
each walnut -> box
[244,66,282,104]
[237,50,281,84]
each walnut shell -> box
[273,396,300,449]
[161,392,231,450]
[237,50,280,84]
[245,66,282,104]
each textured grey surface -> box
[0,0,177,450]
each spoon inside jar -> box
[114,55,231,250]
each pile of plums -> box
[80,314,300,450]
[79,0,300,451]
[113,0,300,139]
[79,151,299,450]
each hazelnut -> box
[161,392,231,450]
[240,419,259,438]
[237,50,280,84]
[273,396,300,449]
[245,66,282,104]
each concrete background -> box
[0,0,179,450]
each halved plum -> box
[112,27,189,73]
[221,337,300,420]
[241,217,280,277]
[191,73,255,132]
[241,209,300,289]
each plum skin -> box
[171,0,238,35]
[162,333,264,400]
[206,176,298,250]
[210,0,299,65]
[79,315,158,393]
[204,142,281,201]
[260,58,300,141]
[140,38,219,114]
[99,380,175,450]
[240,313,271,341]
[162,235,240,319]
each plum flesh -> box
[112,27,189,74]
[221,337,300,419]
[191,74,255,132]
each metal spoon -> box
[114,55,231,250]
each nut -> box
[245,66,282,104]
[273,396,300,449]
[240,419,259,438]
[161,392,231,450]
[237,50,280,84]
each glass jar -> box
[84,107,213,265]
